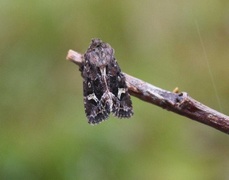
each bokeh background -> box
[1,0,229,179]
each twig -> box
[66,49,229,135]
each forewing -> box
[81,59,111,124]
[107,59,133,118]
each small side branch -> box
[66,50,229,135]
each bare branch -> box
[66,49,229,134]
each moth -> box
[79,38,133,124]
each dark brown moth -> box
[79,38,133,124]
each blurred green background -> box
[1,0,229,179]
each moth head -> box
[85,38,115,67]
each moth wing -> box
[83,74,112,124]
[108,62,133,118]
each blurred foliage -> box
[1,0,229,179]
